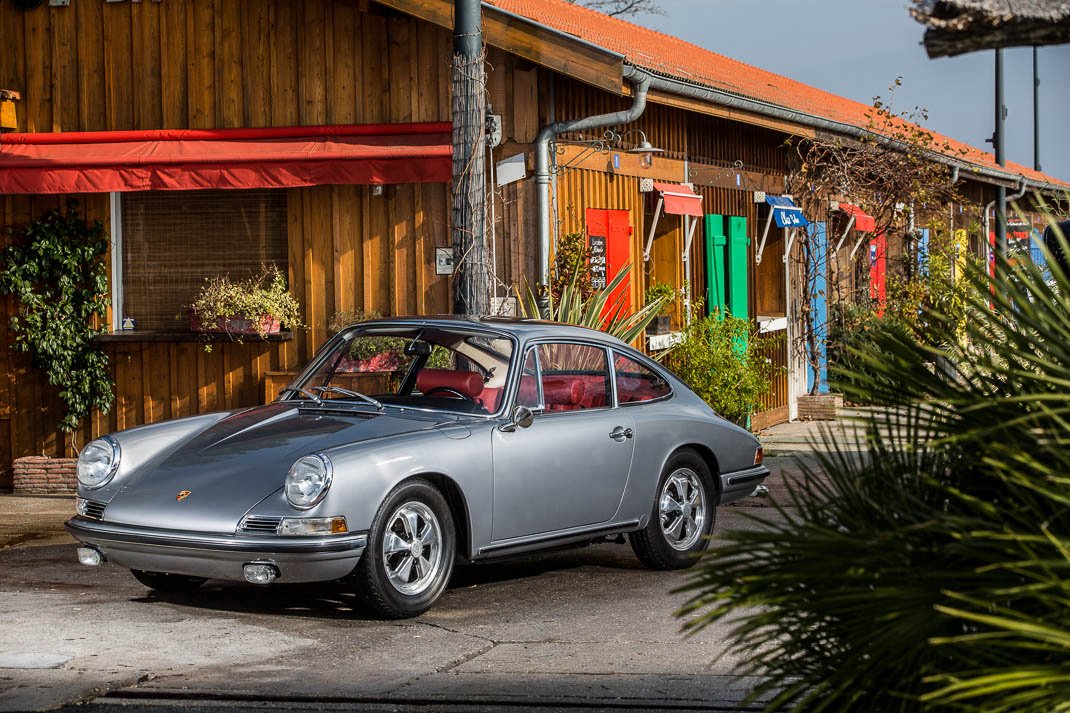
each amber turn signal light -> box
[754,446,764,466]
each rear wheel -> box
[630,449,716,570]
[356,479,455,618]
[130,569,207,592]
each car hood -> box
[104,403,450,533]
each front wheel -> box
[355,479,456,618]
[629,449,716,570]
[131,569,207,592]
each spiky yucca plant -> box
[676,229,1070,712]
[516,264,667,344]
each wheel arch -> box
[402,472,473,562]
[671,444,721,496]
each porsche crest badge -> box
[176,490,192,501]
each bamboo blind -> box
[120,189,288,331]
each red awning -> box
[837,202,876,233]
[653,182,703,217]
[0,123,452,194]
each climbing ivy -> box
[0,205,114,432]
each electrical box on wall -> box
[752,191,766,203]
[0,90,20,132]
[639,178,654,193]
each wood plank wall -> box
[0,0,471,486]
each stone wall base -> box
[797,393,843,421]
[13,456,77,495]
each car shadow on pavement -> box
[128,543,647,620]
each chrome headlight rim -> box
[77,436,121,490]
[285,453,334,510]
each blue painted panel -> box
[807,222,829,394]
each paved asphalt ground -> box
[0,419,843,713]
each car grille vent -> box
[82,500,107,520]
[239,516,282,534]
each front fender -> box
[246,422,496,557]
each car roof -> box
[347,315,632,347]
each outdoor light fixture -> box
[622,129,664,168]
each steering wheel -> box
[424,386,475,402]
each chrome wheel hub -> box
[659,468,706,551]
[382,501,442,595]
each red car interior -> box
[418,369,657,413]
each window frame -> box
[509,339,616,418]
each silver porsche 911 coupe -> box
[67,317,768,617]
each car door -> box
[490,341,636,542]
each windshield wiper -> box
[280,387,323,405]
[310,386,384,411]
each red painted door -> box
[586,208,633,317]
[869,229,887,315]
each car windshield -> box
[289,325,516,416]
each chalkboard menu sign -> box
[589,234,607,289]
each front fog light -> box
[77,547,103,566]
[243,563,279,584]
[75,497,89,516]
[280,516,347,536]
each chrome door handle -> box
[609,427,634,441]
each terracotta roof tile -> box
[487,0,1066,187]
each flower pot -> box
[190,312,282,336]
[646,316,672,335]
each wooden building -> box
[0,0,1065,487]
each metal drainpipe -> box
[535,67,653,309]
[984,178,1027,272]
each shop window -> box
[117,189,288,332]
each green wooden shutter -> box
[727,216,749,320]
[704,214,726,315]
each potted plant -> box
[190,265,302,339]
[644,281,675,335]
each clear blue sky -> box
[630,0,1069,183]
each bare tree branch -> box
[566,0,664,17]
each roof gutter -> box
[639,68,1064,194]
[534,66,653,306]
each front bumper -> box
[717,465,770,505]
[66,517,368,583]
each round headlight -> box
[285,454,333,509]
[77,437,120,489]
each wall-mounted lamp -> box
[622,129,664,168]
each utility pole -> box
[1033,46,1041,172]
[451,0,490,317]
[994,48,1007,260]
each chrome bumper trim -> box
[65,517,368,554]
[717,465,770,505]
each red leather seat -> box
[416,369,483,399]
[543,378,584,411]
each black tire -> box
[629,449,716,570]
[131,569,207,592]
[355,479,456,618]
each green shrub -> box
[550,231,594,301]
[664,312,778,425]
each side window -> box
[614,353,671,405]
[515,349,543,409]
[537,343,610,412]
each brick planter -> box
[797,393,843,421]
[13,456,77,495]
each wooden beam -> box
[372,0,624,95]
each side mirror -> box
[500,405,535,432]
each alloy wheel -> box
[659,467,706,551]
[381,501,443,595]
